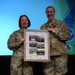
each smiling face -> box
[46,7,55,21]
[20,16,29,29]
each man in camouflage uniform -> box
[40,6,70,75]
[7,15,33,75]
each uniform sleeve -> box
[7,32,21,51]
[40,25,46,30]
[55,22,71,41]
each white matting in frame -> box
[24,29,50,62]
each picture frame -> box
[24,29,50,62]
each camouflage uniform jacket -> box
[40,20,70,56]
[7,29,24,57]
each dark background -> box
[0,55,75,75]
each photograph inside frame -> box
[24,29,50,62]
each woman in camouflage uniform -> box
[40,6,71,75]
[7,15,33,75]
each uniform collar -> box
[46,19,57,27]
[19,29,24,33]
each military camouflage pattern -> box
[40,20,70,75]
[7,29,33,75]
[40,20,70,56]
[43,55,68,75]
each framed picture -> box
[24,29,50,62]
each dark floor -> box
[0,55,75,75]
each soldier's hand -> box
[19,38,25,44]
[47,28,55,33]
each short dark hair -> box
[46,6,55,13]
[19,14,31,28]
